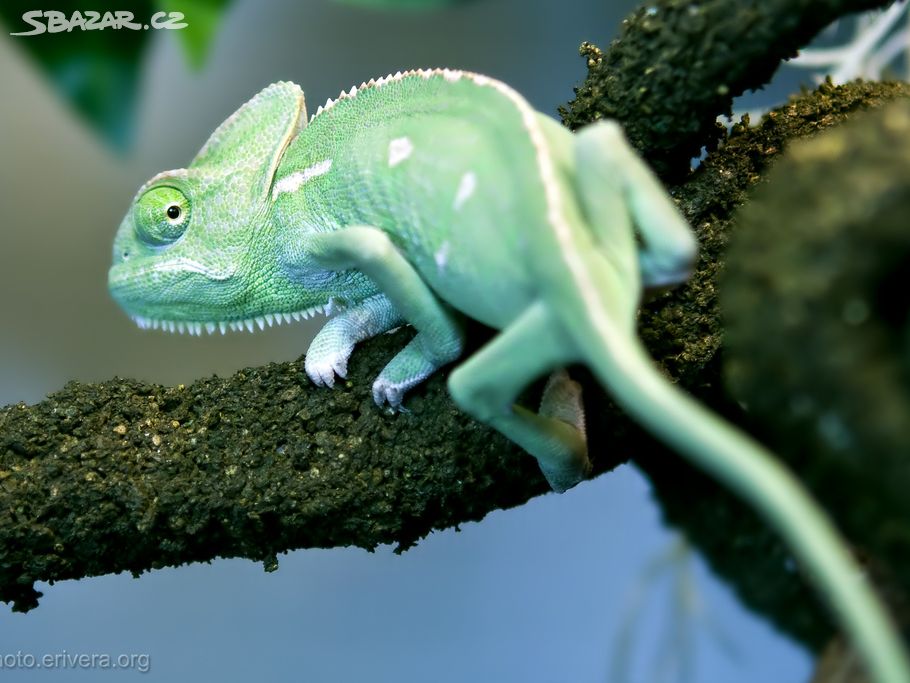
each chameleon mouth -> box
[130,303,329,336]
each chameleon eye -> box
[135,186,191,246]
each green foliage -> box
[158,0,230,69]
[0,0,231,150]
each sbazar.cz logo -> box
[9,10,187,36]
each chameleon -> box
[107,69,909,682]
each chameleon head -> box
[108,81,333,334]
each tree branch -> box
[1,4,906,655]
[559,0,897,179]
[0,328,552,612]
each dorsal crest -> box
[309,68,466,122]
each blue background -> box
[0,0,814,680]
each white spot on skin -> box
[388,137,413,167]
[435,241,450,272]
[453,171,476,210]
[272,159,332,197]
[294,69,584,327]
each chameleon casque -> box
[107,69,909,681]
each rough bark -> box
[559,0,897,179]
[635,80,910,651]
[1,5,907,669]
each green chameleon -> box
[107,70,908,681]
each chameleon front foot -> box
[371,333,458,409]
[305,344,351,388]
[305,226,464,407]
[304,293,404,389]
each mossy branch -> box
[0,329,553,612]
[559,0,897,178]
[1,5,906,661]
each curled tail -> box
[559,281,910,683]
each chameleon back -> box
[271,69,572,329]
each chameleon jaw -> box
[130,302,330,336]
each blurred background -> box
[6,0,903,679]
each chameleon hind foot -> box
[448,302,591,493]
[572,120,696,290]
[536,369,591,491]
[539,369,587,438]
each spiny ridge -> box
[308,68,465,123]
[130,303,332,336]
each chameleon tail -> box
[564,299,910,683]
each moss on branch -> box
[0,329,550,612]
[559,0,898,178]
[2,7,908,669]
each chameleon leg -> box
[574,120,697,289]
[307,226,464,407]
[447,301,590,492]
[305,293,403,387]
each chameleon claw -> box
[306,363,334,388]
[305,348,354,389]
[371,379,407,409]
[332,359,348,380]
[315,373,334,388]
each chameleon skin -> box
[108,70,909,682]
